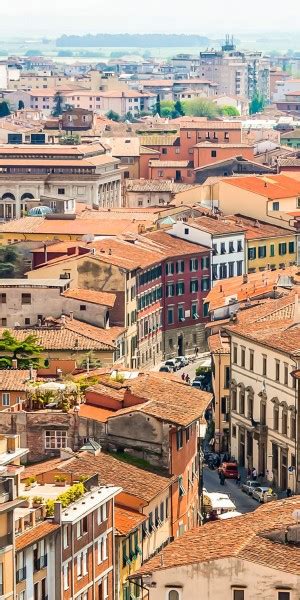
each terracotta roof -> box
[101,137,141,157]
[0,369,36,391]
[125,179,199,193]
[139,146,160,155]
[105,372,211,427]
[16,522,60,551]
[21,458,64,480]
[222,174,300,199]
[149,160,191,168]
[188,215,245,235]
[54,451,173,504]
[115,506,146,535]
[180,120,242,130]
[0,319,118,352]
[62,288,116,307]
[140,135,178,146]
[208,333,230,354]
[0,217,152,237]
[205,266,299,312]
[133,497,300,577]
[227,214,295,240]
[78,404,116,423]
[143,229,210,256]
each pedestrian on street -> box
[236,473,241,486]
[195,346,199,358]
[286,487,292,498]
[252,467,257,481]
[185,373,190,384]
[181,372,185,381]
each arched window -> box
[290,410,296,440]
[282,408,288,435]
[168,591,180,600]
[1,192,15,201]
[273,403,279,431]
[231,387,237,411]
[21,192,34,201]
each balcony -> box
[16,567,26,583]
[34,554,48,571]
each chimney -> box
[11,359,17,369]
[53,501,62,525]
[69,311,74,321]
[29,364,34,381]
[243,274,248,284]
[61,315,66,325]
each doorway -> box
[177,334,183,356]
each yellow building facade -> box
[246,233,297,273]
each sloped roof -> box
[221,174,300,199]
[62,288,116,308]
[16,522,60,551]
[115,506,146,535]
[0,369,36,391]
[133,497,300,576]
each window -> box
[233,344,237,364]
[201,277,210,291]
[270,243,275,257]
[229,241,235,253]
[162,148,167,155]
[191,302,198,319]
[63,564,69,590]
[224,366,230,389]
[273,201,280,211]
[2,393,10,406]
[190,279,198,293]
[284,363,289,385]
[249,350,254,372]
[233,591,244,600]
[258,245,266,258]
[58,188,65,195]
[166,283,175,297]
[168,592,180,600]
[63,525,69,549]
[228,262,234,277]
[97,502,107,525]
[211,150,217,157]
[178,305,184,321]
[21,293,31,305]
[248,247,256,261]
[282,410,288,435]
[167,308,174,325]
[190,258,198,272]
[176,281,185,296]
[176,429,183,450]
[212,243,218,255]
[237,240,243,252]
[273,404,279,431]
[275,360,280,382]
[239,388,245,415]
[201,256,209,270]
[220,242,226,254]
[278,593,290,600]
[166,262,175,275]
[291,412,296,440]
[232,424,237,437]
[45,430,67,449]
[98,534,107,563]
[279,243,287,255]
[261,402,266,426]
[262,355,267,376]
[0,293,6,303]
[160,501,164,522]
[219,264,227,279]
[241,347,245,367]
[103,575,108,599]
[77,516,88,539]
[178,475,186,497]
[237,260,243,276]
[176,260,185,273]
[289,241,295,253]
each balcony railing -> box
[34,554,48,571]
[16,567,26,583]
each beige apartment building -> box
[208,331,231,452]
[228,293,300,492]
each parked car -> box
[219,462,238,479]
[252,487,277,503]
[164,359,179,371]
[193,372,212,391]
[241,480,261,496]
[191,380,202,390]
[176,355,189,367]
[159,365,172,373]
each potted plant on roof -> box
[24,476,37,490]
[32,495,44,508]
[54,474,67,487]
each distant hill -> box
[56,34,210,48]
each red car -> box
[219,462,238,479]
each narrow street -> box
[203,466,258,514]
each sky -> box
[0,0,299,37]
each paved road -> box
[203,466,258,514]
